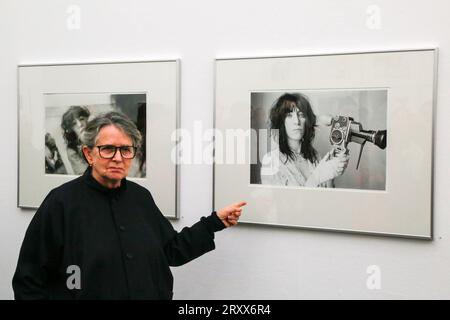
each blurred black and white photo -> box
[45,93,146,177]
[251,90,387,191]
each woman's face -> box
[284,106,306,141]
[72,115,88,137]
[83,125,134,187]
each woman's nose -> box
[112,150,123,161]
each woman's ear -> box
[82,146,93,166]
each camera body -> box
[329,115,387,169]
[329,116,353,153]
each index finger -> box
[234,201,247,208]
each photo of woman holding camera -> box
[260,93,349,187]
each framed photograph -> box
[18,60,180,218]
[214,49,437,239]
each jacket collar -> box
[82,166,127,195]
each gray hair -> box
[81,111,142,148]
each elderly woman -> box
[261,93,349,187]
[13,112,245,299]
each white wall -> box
[1,0,449,299]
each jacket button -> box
[119,225,125,231]
[126,253,134,260]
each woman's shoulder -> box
[54,175,85,194]
[125,180,160,204]
[125,179,151,195]
[35,176,85,210]
[35,181,77,216]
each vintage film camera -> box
[329,116,387,169]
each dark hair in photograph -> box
[136,102,146,173]
[61,105,90,151]
[269,93,318,163]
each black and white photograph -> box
[215,50,434,238]
[19,60,178,214]
[250,90,387,191]
[44,93,146,178]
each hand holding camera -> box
[305,150,350,187]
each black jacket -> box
[12,168,225,299]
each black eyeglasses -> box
[96,145,137,159]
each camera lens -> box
[331,129,343,144]
[374,130,387,149]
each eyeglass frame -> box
[95,144,138,159]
